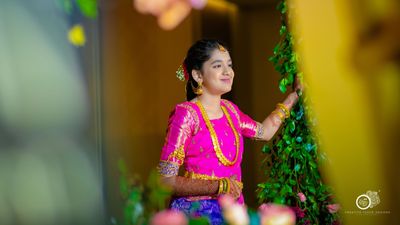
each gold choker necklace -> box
[196,101,240,166]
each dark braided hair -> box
[183,39,229,101]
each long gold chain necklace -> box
[196,101,240,166]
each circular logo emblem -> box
[356,194,371,210]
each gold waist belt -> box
[184,171,243,189]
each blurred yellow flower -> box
[68,24,86,47]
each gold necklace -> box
[196,101,240,166]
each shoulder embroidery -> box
[178,103,200,134]
[221,99,241,126]
[157,160,179,176]
[167,145,185,163]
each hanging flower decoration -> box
[68,24,86,47]
[297,192,306,202]
[326,204,340,214]
[133,0,207,30]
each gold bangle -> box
[223,178,228,194]
[225,178,231,194]
[220,178,225,194]
[277,103,290,118]
[272,110,285,122]
[218,179,224,195]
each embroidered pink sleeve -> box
[223,100,263,139]
[158,104,196,177]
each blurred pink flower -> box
[327,204,340,214]
[297,192,306,202]
[150,209,188,225]
[133,0,208,30]
[190,0,207,9]
[218,194,236,208]
[219,195,249,225]
[258,203,296,225]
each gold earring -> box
[191,80,203,95]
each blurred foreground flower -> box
[219,195,249,225]
[150,209,188,225]
[258,203,296,225]
[133,0,207,30]
[68,24,86,47]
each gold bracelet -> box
[272,110,285,122]
[277,103,290,118]
[218,179,224,195]
[225,178,231,194]
[221,178,226,194]
[224,178,229,194]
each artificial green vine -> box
[257,1,340,224]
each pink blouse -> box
[158,99,262,204]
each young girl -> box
[157,39,301,225]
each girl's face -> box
[197,49,234,96]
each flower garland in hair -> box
[176,62,189,81]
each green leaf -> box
[279,78,288,93]
[262,145,271,154]
[128,187,142,202]
[269,55,278,63]
[273,43,281,55]
[274,196,286,204]
[308,186,316,194]
[280,1,287,14]
[294,164,300,172]
[287,185,293,194]
[289,121,296,133]
[76,0,98,18]
[277,1,285,12]
[280,25,287,35]
[287,72,294,84]
[277,140,283,149]
[284,146,292,154]
[290,53,297,63]
[296,136,303,143]
[275,64,283,73]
